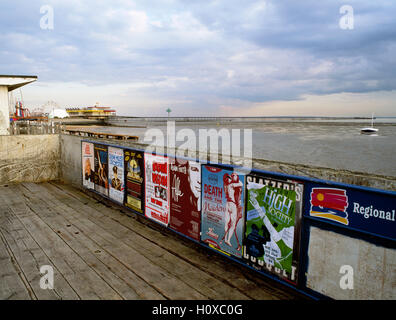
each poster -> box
[169,157,201,241]
[124,149,144,214]
[82,141,94,190]
[304,182,395,241]
[201,165,245,258]
[108,146,125,204]
[144,153,170,226]
[94,143,109,196]
[243,174,303,285]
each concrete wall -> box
[0,134,60,184]
[307,227,395,299]
[59,134,83,188]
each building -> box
[66,105,116,118]
[0,75,37,135]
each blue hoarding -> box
[304,182,396,241]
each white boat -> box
[360,113,378,134]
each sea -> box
[70,117,396,178]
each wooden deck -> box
[62,128,139,141]
[0,181,305,300]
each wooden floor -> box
[0,181,305,300]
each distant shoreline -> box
[111,115,396,119]
[105,115,396,125]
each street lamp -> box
[166,108,172,118]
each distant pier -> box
[62,127,139,141]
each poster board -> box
[243,174,304,285]
[94,143,109,196]
[82,141,94,190]
[124,149,145,214]
[201,165,245,258]
[169,157,201,241]
[304,182,396,241]
[144,153,170,226]
[108,146,125,204]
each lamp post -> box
[166,108,171,119]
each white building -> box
[0,75,37,135]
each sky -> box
[1,0,395,117]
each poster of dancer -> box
[94,143,109,197]
[169,157,201,241]
[144,153,170,226]
[108,146,124,204]
[124,149,144,214]
[243,174,303,285]
[201,165,245,258]
[82,141,94,190]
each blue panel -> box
[303,181,396,241]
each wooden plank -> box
[53,182,301,300]
[54,183,275,299]
[24,183,206,300]
[0,212,32,300]
[64,129,138,141]
[0,200,79,300]
[0,187,80,300]
[38,183,249,300]
[17,184,164,300]
[1,184,122,300]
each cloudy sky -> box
[1,0,395,116]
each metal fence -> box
[9,120,63,135]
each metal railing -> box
[9,120,63,135]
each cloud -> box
[0,0,395,115]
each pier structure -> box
[0,75,37,135]
[0,133,395,300]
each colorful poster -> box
[124,149,144,214]
[82,142,94,190]
[243,174,303,285]
[144,153,170,226]
[169,157,201,241]
[304,182,396,241]
[201,165,245,258]
[108,146,125,204]
[94,144,109,196]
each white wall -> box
[306,226,396,299]
[59,134,83,187]
[0,86,9,135]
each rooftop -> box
[0,75,37,91]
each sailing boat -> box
[360,113,378,134]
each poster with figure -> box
[94,144,109,196]
[201,165,245,258]
[108,146,124,204]
[169,157,201,241]
[82,142,94,190]
[144,153,170,226]
[243,174,304,285]
[124,149,144,214]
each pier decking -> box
[0,181,303,300]
[62,128,138,141]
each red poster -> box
[169,157,201,241]
[144,153,170,226]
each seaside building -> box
[66,105,116,118]
[0,75,37,135]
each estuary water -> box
[70,118,396,178]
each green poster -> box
[245,181,296,273]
